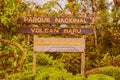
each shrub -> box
[6,71,36,80]
[87,74,115,80]
[35,66,85,80]
[86,66,120,80]
[7,53,85,80]
[59,53,81,75]
[35,53,85,80]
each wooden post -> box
[0,34,2,39]
[81,52,85,75]
[27,35,30,45]
[0,34,2,51]
[81,35,86,75]
[32,52,36,73]
[0,34,2,44]
[94,26,97,47]
[32,35,36,73]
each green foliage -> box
[65,2,80,15]
[35,66,68,80]
[6,53,85,80]
[87,74,115,80]
[86,66,120,80]
[6,71,36,80]
[36,53,64,70]
[18,2,28,12]
[59,53,81,74]
[41,0,58,14]
[0,37,28,78]
[0,16,10,27]
[6,67,85,80]
[0,0,19,27]
[35,66,85,80]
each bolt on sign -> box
[34,36,85,52]
[17,27,94,35]
[17,16,95,24]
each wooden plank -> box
[0,34,2,39]
[17,16,95,24]
[17,27,94,35]
[81,35,86,75]
[81,52,85,75]
[34,36,85,52]
[32,52,36,73]
[0,34,2,48]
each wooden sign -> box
[34,36,85,52]
[17,16,95,24]
[17,27,93,35]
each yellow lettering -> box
[70,19,75,23]
[61,18,65,23]
[72,29,78,33]
[29,17,33,22]
[23,17,88,24]
[79,18,87,23]
[41,18,45,22]
[69,19,72,23]
[74,19,79,23]
[41,18,47,22]
[46,18,50,23]
[31,28,36,33]
[64,18,69,23]
[55,18,60,23]
[44,28,49,33]
[68,29,73,33]
[83,18,87,23]
[49,29,54,33]
[34,17,37,22]
[63,29,69,33]
[77,29,81,33]
[73,29,81,33]
[54,29,59,33]
[36,28,40,33]
[37,18,42,22]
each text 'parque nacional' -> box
[17,16,95,24]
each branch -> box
[56,2,64,11]
[0,39,28,72]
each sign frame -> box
[17,15,95,75]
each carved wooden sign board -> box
[17,16,95,24]
[17,27,93,35]
[34,35,85,52]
